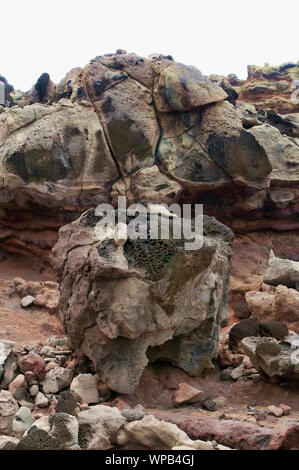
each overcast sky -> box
[2,0,298,90]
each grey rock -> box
[121,405,145,422]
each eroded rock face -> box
[2,52,298,263]
[52,208,233,394]
[241,334,299,381]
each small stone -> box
[70,374,100,404]
[35,392,49,408]
[13,387,34,410]
[20,295,35,308]
[243,356,253,369]
[201,397,218,411]
[12,406,35,436]
[279,404,291,415]
[45,361,58,372]
[41,367,73,394]
[231,364,245,380]
[174,383,205,405]
[8,374,26,395]
[248,373,262,382]
[29,385,39,397]
[267,405,284,417]
[80,403,89,411]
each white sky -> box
[1,0,298,91]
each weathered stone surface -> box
[153,409,299,450]
[78,405,125,450]
[121,414,229,450]
[0,54,298,265]
[17,353,46,381]
[70,374,100,404]
[40,367,73,394]
[233,62,299,114]
[52,209,233,393]
[12,406,35,436]
[174,383,205,405]
[8,374,26,395]
[0,390,19,435]
[17,412,79,450]
[264,250,299,288]
[0,435,19,450]
[34,392,49,408]
[121,405,145,422]
[154,62,227,112]
[20,295,35,308]
[241,334,299,380]
[0,339,17,388]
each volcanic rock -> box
[52,209,233,394]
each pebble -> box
[20,295,35,308]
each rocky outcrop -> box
[232,62,299,114]
[1,52,298,264]
[52,207,233,394]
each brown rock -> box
[174,383,205,405]
[279,404,291,416]
[18,354,46,381]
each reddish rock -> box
[174,383,204,405]
[18,354,46,381]
[153,410,299,450]
[105,397,132,412]
[45,361,58,372]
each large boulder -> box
[52,207,233,394]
